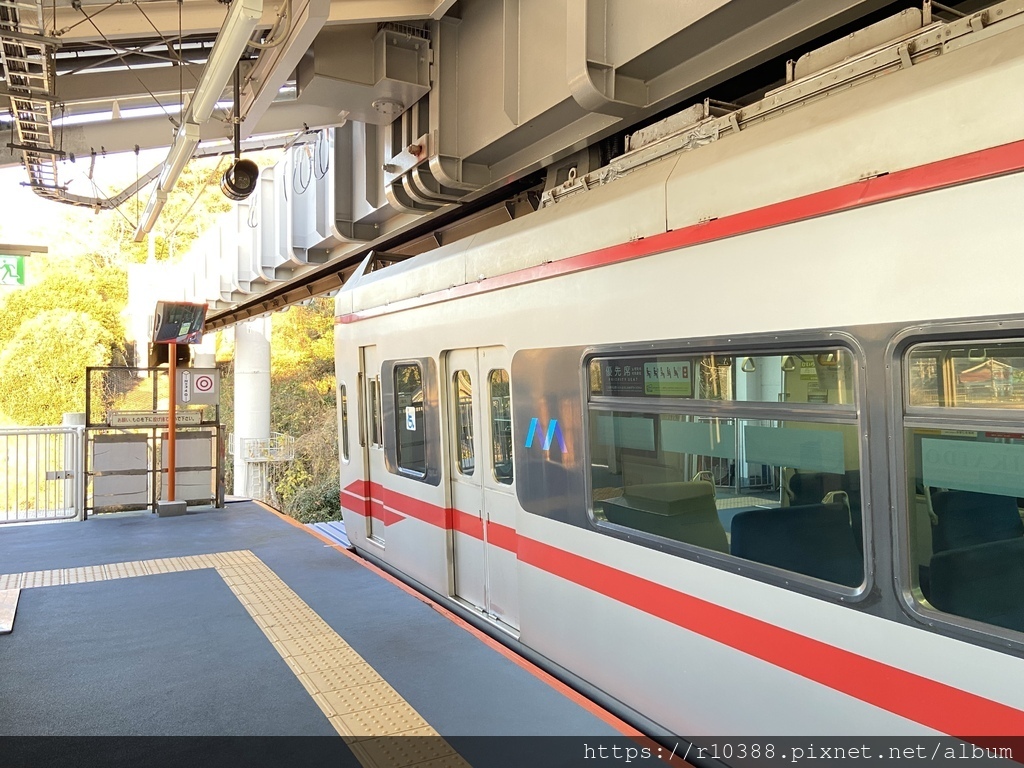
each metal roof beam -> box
[52,0,456,44]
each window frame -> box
[890,323,1024,649]
[488,368,514,486]
[393,362,427,477]
[452,369,475,477]
[380,357,442,486]
[339,382,350,463]
[583,335,870,600]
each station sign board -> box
[107,411,202,428]
[176,368,219,406]
[0,255,25,286]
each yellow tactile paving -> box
[350,735,465,768]
[0,550,472,768]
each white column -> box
[233,316,271,496]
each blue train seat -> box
[602,481,728,553]
[930,490,1024,553]
[730,501,863,587]
[787,469,863,549]
[929,537,1024,633]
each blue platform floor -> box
[0,502,638,767]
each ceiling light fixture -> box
[189,0,263,123]
[133,0,264,241]
[158,121,201,191]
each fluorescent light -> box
[134,189,168,242]
[134,0,262,240]
[159,121,201,191]
[189,0,263,123]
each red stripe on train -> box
[340,479,1024,735]
[518,536,1024,737]
[337,139,1024,325]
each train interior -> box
[589,342,1024,631]
[903,341,1024,633]
[588,349,863,587]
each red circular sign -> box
[195,375,215,392]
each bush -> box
[0,310,112,425]
[285,476,341,524]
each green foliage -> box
[271,300,336,379]
[268,299,339,516]
[105,157,236,264]
[285,476,342,524]
[215,298,340,516]
[0,310,112,425]
[0,260,127,354]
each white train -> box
[335,2,1024,742]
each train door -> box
[446,347,520,631]
[360,345,386,544]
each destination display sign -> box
[598,357,694,398]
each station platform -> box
[0,502,664,768]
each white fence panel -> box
[0,426,85,524]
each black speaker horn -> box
[221,158,259,201]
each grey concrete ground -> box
[0,503,623,745]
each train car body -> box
[335,3,1024,739]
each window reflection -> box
[908,341,1024,408]
[453,370,474,475]
[394,363,425,475]
[489,370,513,484]
[588,347,862,586]
[589,349,855,406]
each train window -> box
[369,377,383,447]
[453,370,474,475]
[394,363,426,476]
[340,384,350,462]
[588,347,863,588]
[589,349,856,406]
[489,369,513,484]
[903,339,1024,635]
[907,340,1024,409]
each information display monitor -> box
[152,301,207,344]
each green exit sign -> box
[0,256,25,286]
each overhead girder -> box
[49,0,457,44]
[1,0,952,282]
[0,98,346,168]
[416,0,900,202]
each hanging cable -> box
[246,0,292,50]
[292,142,312,194]
[314,129,330,179]
[166,155,229,242]
[247,191,260,228]
[177,0,183,118]
[134,144,140,227]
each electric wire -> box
[314,129,329,179]
[292,142,311,194]
[165,154,229,242]
[74,9,179,126]
[245,0,291,50]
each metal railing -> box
[0,425,85,524]
[239,432,296,462]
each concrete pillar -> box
[233,316,271,497]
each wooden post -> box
[167,341,177,502]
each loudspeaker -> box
[221,158,260,200]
